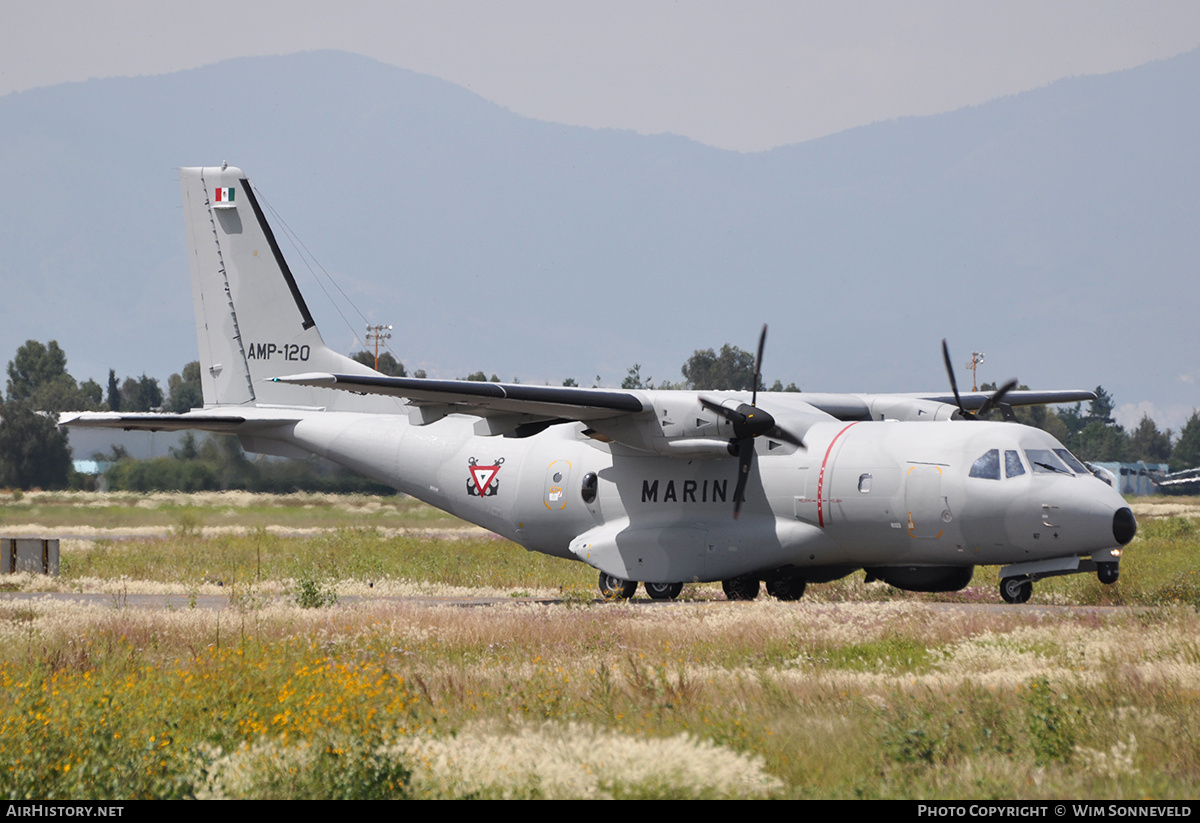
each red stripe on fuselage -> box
[817,422,860,528]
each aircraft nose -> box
[1113,507,1137,546]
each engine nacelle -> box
[866,396,960,422]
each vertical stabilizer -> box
[180,166,392,411]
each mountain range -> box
[1,49,1196,430]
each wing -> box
[910,389,1097,411]
[274,373,1093,428]
[273,373,648,432]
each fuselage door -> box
[905,464,948,539]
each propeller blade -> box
[732,437,754,519]
[942,341,1018,421]
[941,339,967,416]
[701,324,804,518]
[751,324,767,407]
[977,379,1018,418]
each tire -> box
[999,576,1033,604]
[722,575,760,601]
[1097,562,1120,585]
[646,581,683,601]
[598,571,637,600]
[765,574,806,602]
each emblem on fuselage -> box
[467,457,504,497]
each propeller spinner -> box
[699,325,804,518]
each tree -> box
[621,364,651,390]
[0,400,71,489]
[119,374,163,412]
[6,340,68,403]
[1128,414,1172,464]
[106,369,121,411]
[1088,386,1115,424]
[165,361,204,413]
[1171,411,1200,473]
[1073,420,1129,463]
[351,351,406,377]
[5,339,98,412]
[680,344,762,391]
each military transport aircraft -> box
[62,165,1137,604]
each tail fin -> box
[181,166,390,411]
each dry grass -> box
[1,492,1199,798]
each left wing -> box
[274,373,649,434]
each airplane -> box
[62,165,1137,605]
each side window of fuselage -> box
[969,449,1001,480]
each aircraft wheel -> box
[1097,562,1120,585]
[722,576,760,601]
[999,576,1033,604]
[646,581,684,601]
[598,571,637,600]
[766,574,806,602]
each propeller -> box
[699,325,804,518]
[941,339,1017,420]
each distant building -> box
[1090,461,1169,496]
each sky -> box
[4,0,1200,433]
[3,0,1200,152]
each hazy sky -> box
[5,0,1200,151]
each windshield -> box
[1025,449,1073,475]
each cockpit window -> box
[970,449,1001,480]
[1005,450,1026,478]
[1053,448,1089,475]
[1025,449,1073,475]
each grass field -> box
[1,491,1198,799]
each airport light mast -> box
[366,324,392,372]
[966,351,984,392]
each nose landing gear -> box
[1097,562,1119,585]
[598,571,638,600]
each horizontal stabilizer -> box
[60,410,299,433]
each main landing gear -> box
[999,575,1033,604]
[645,581,685,600]
[721,575,761,601]
[594,571,809,602]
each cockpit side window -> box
[970,449,1001,480]
[1053,448,1089,475]
[1005,450,1026,478]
